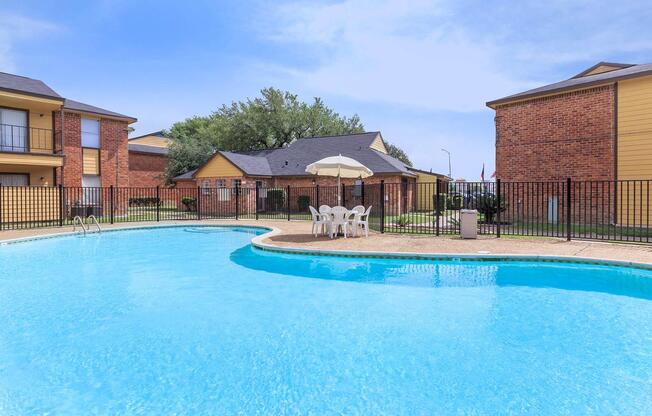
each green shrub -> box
[297,195,310,211]
[396,214,411,227]
[266,188,285,211]
[446,193,463,210]
[475,192,505,223]
[431,194,447,214]
[181,196,197,212]
[128,197,160,207]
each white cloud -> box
[0,14,61,72]
[261,0,532,112]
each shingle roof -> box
[128,144,169,155]
[0,72,63,100]
[220,151,272,176]
[129,130,168,140]
[487,62,652,108]
[173,169,197,180]
[64,99,136,122]
[177,132,422,180]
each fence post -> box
[58,184,64,227]
[287,185,291,221]
[0,183,3,231]
[156,186,160,222]
[316,184,320,208]
[341,183,345,207]
[496,178,501,238]
[566,177,572,241]
[109,185,115,224]
[435,179,440,236]
[255,183,259,220]
[361,181,365,206]
[235,185,240,220]
[380,180,385,233]
[197,186,202,220]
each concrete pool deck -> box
[2,219,652,265]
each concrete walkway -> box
[2,219,652,264]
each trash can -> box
[460,209,478,239]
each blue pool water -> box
[1,226,652,414]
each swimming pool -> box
[1,226,651,414]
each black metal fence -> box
[2,180,652,243]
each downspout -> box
[60,105,65,187]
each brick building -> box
[127,131,170,187]
[173,132,446,214]
[487,61,652,225]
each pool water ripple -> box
[0,226,651,414]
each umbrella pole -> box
[337,174,341,205]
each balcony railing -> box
[0,124,58,154]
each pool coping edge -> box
[2,223,651,271]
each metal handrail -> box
[86,215,102,232]
[72,216,87,235]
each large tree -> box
[165,88,411,180]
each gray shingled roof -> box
[128,144,169,155]
[173,169,197,180]
[487,62,652,107]
[0,72,63,100]
[220,151,272,176]
[176,132,419,180]
[64,99,136,122]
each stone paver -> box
[2,219,652,265]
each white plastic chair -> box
[354,206,372,237]
[330,206,354,238]
[319,205,332,215]
[349,205,365,236]
[309,205,332,237]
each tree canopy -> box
[164,87,411,180]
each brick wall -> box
[54,111,82,187]
[100,118,130,188]
[495,85,615,181]
[128,152,167,187]
[54,112,130,188]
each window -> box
[352,179,363,197]
[216,179,226,188]
[82,175,101,205]
[81,118,100,148]
[0,173,29,186]
[232,179,241,188]
[0,108,28,152]
[201,180,211,195]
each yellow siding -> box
[583,65,622,76]
[369,135,388,154]
[82,148,100,175]
[0,93,58,154]
[130,135,171,148]
[196,153,243,178]
[0,164,54,186]
[617,76,652,225]
[1,186,60,223]
[0,152,63,167]
[415,172,446,211]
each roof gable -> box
[487,61,645,108]
[571,62,633,78]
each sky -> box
[2,0,652,180]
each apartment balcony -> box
[0,124,63,168]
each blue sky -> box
[2,0,651,179]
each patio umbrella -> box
[305,154,373,205]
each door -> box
[0,173,29,186]
[0,108,28,152]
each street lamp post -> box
[441,148,451,178]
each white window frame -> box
[81,118,100,149]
